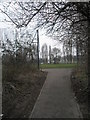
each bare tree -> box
[49,45,51,64]
[51,47,61,64]
[41,43,48,64]
[0,1,90,89]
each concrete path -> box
[0,59,2,120]
[30,68,83,118]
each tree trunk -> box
[76,37,79,66]
[49,46,51,64]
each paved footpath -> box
[0,59,2,120]
[30,68,83,118]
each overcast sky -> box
[0,1,63,53]
[0,22,62,53]
[0,0,79,58]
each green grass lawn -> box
[40,63,77,69]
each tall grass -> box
[3,62,38,83]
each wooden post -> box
[37,29,39,70]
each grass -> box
[40,63,77,69]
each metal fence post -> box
[37,29,39,70]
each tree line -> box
[40,43,77,64]
[0,1,89,90]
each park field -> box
[40,63,77,69]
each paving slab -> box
[30,68,83,118]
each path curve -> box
[30,68,83,118]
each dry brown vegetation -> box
[71,67,88,118]
[2,63,47,118]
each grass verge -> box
[40,63,77,69]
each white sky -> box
[0,0,89,2]
[0,6,63,53]
[39,29,62,51]
[0,21,63,53]
[0,0,77,57]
